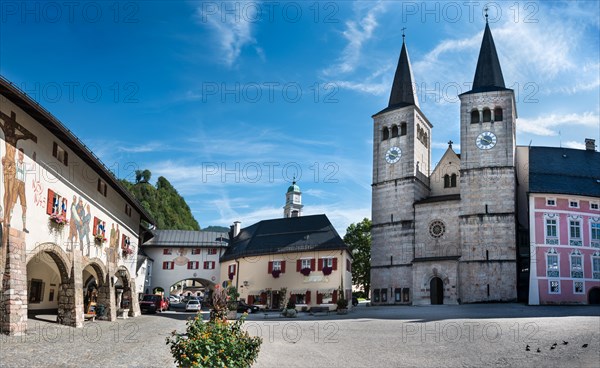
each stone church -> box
[371,21,517,305]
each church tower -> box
[371,35,432,303]
[284,180,303,218]
[458,19,518,302]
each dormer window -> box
[52,142,68,166]
[97,179,107,197]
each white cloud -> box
[563,141,586,150]
[517,112,599,137]
[323,2,386,76]
[195,1,257,67]
[118,142,166,153]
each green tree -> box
[343,218,371,298]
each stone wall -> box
[412,260,459,305]
[458,261,517,303]
[1,228,28,335]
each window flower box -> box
[271,270,281,278]
[228,272,235,280]
[94,234,107,244]
[300,268,311,276]
[49,213,69,227]
[122,246,134,258]
[322,266,333,276]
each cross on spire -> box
[448,140,453,148]
[401,27,406,41]
[484,7,489,23]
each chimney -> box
[233,221,241,237]
[585,138,596,151]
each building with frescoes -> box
[0,76,154,335]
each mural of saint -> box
[9,148,34,233]
[173,247,189,266]
[79,204,91,247]
[68,195,79,244]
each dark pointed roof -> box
[388,40,419,109]
[463,23,509,95]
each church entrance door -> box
[430,277,443,305]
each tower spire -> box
[470,21,506,93]
[388,31,419,109]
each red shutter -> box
[203,261,208,269]
[296,260,301,272]
[163,262,168,269]
[52,142,58,158]
[211,261,215,269]
[248,296,254,305]
[317,293,323,304]
[121,235,126,249]
[260,292,267,304]
[318,258,323,271]
[332,258,338,270]
[268,261,273,274]
[46,189,55,215]
[187,262,191,270]
[306,291,311,304]
[310,259,316,271]
[281,261,286,273]
[171,262,174,270]
[93,217,99,236]
[332,290,338,304]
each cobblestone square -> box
[1,304,598,367]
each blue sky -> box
[1,1,599,234]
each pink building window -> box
[593,253,600,280]
[591,222,600,248]
[545,216,559,245]
[569,219,582,246]
[546,249,559,277]
[574,281,584,294]
[570,250,583,278]
[549,280,560,294]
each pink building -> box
[521,143,600,304]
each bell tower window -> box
[382,127,389,141]
[482,108,491,122]
[400,123,407,136]
[391,125,399,138]
[471,110,480,124]
[494,107,503,121]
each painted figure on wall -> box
[10,148,33,233]
[68,195,79,244]
[79,204,91,247]
[0,110,37,232]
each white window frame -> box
[272,260,282,271]
[544,214,559,245]
[592,252,600,280]
[590,202,599,210]
[590,221,600,248]
[570,250,583,278]
[301,259,311,269]
[569,217,582,246]
[322,257,333,268]
[546,198,556,206]
[546,249,559,277]
[569,200,579,208]
[573,281,584,294]
[549,280,560,294]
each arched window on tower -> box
[391,125,399,138]
[482,108,491,123]
[382,127,389,140]
[494,107,503,121]
[400,123,407,136]
[450,173,457,187]
[443,174,450,188]
[471,110,480,124]
[423,132,428,148]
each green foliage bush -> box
[167,286,262,367]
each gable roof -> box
[221,214,348,262]
[529,146,600,197]
[142,229,229,247]
[0,76,155,224]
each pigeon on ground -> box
[526,345,530,351]
[582,344,588,348]
[562,341,568,345]
[550,345,556,350]
[536,348,541,353]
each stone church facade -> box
[371,22,518,305]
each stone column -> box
[1,228,28,336]
[97,274,116,321]
[128,279,141,317]
[57,250,83,328]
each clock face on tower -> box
[385,146,402,164]
[476,131,497,150]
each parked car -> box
[140,294,169,313]
[237,301,260,314]
[168,295,180,304]
[185,299,202,312]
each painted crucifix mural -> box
[0,110,38,234]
